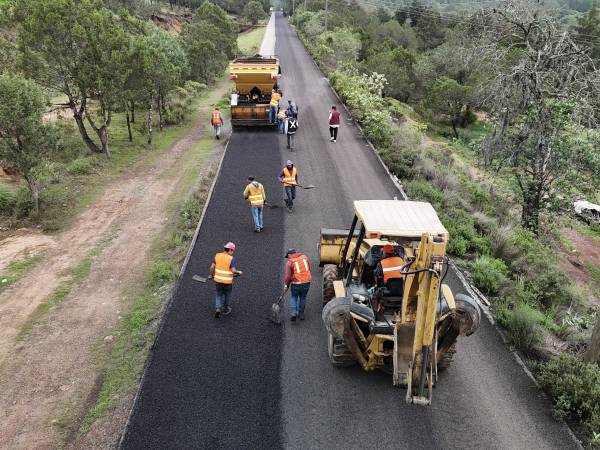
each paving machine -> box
[320,200,481,405]
[230,55,280,126]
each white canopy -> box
[353,200,448,239]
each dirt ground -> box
[559,227,600,291]
[0,83,228,450]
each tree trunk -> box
[147,102,153,145]
[73,111,101,153]
[157,95,163,132]
[99,126,111,158]
[23,172,40,214]
[126,111,133,142]
[584,316,600,364]
[130,100,135,123]
[451,120,459,139]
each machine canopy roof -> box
[353,200,448,239]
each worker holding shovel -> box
[279,160,298,213]
[208,242,242,318]
[284,248,312,322]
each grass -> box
[80,132,219,433]
[237,25,266,55]
[17,254,94,341]
[585,261,600,285]
[0,254,41,292]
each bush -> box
[470,255,508,295]
[14,186,33,218]
[148,260,177,289]
[163,87,193,126]
[537,354,600,435]
[0,185,16,214]
[184,80,206,95]
[505,303,545,353]
[405,179,443,207]
[66,156,98,175]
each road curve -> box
[120,14,579,450]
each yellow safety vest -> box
[214,252,234,284]
[270,92,280,107]
[282,167,297,186]
[246,183,265,206]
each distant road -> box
[120,13,580,450]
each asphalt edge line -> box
[117,136,231,450]
[290,18,583,449]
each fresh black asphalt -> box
[121,14,580,450]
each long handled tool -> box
[280,182,316,190]
[264,201,279,209]
[192,275,207,283]
[269,286,288,324]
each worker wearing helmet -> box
[284,248,312,321]
[208,242,243,318]
[278,160,298,213]
[243,176,266,232]
[211,107,223,139]
[375,244,404,290]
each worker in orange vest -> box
[284,248,312,321]
[278,160,298,213]
[375,244,404,289]
[243,176,266,232]
[269,89,281,124]
[211,107,224,139]
[208,242,243,318]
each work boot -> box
[290,315,297,322]
[222,306,232,316]
[214,309,221,318]
[299,314,305,321]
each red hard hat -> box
[224,242,236,250]
[383,244,395,254]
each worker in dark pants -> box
[328,105,340,142]
[374,244,404,288]
[279,160,298,213]
[284,248,312,321]
[286,115,298,150]
[208,242,243,318]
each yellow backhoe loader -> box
[320,200,481,405]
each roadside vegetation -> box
[291,0,600,443]
[0,0,234,229]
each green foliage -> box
[163,87,194,125]
[501,303,545,353]
[0,185,16,213]
[364,46,417,102]
[315,28,361,71]
[181,20,228,84]
[405,179,443,206]
[470,255,508,295]
[538,354,600,435]
[65,156,98,176]
[422,77,472,138]
[149,260,177,289]
[243,0,266,25]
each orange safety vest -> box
[282,167,297,186]
[290,253,312,283]
[381,256,404,284]
[278,109,287,120]
[211,110,222,125]
[214,252,234,284]
[246,183,265,206]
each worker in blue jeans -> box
[278,160,298,213]
[284,249,312,321]
[208,242,243,318]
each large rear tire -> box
[322,264,338,306]
[327,332,356,367]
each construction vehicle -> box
[319,200,481,405]
[230,55,280,126]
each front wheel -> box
[322,264,338,306]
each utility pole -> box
[324,0,328,30]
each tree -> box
[193,0,237,58]
[424,77,472,138]
[244,0,266,26]
[181,20,228,84]
[573,5,600,62]
[365,45,417,102]
[480,1,600,233]
[0,74,57,213]
[17,0,131,158]
[315,27,361,71]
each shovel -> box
[192,275,207,283]
[264,201,279,209]
[280,182,316,190]
[269,286,288,324]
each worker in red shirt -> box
[283,248,312,321]
[328,105,341,142]
[211,107,224,139]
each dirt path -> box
[0,82,228,450]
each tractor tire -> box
[322,264,338,306]
[327,332,356,367]
[437,342,457,370]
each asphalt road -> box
[121,14,579,450]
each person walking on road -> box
[211,107,224,139]
[286,99,298,118]
[328,105,341,142]
[243,176,266,232]
[278,108,287,134]
[208,242,243,318]
[284,249,312,321]
[286,115,298,150]
[279,160,298,213]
